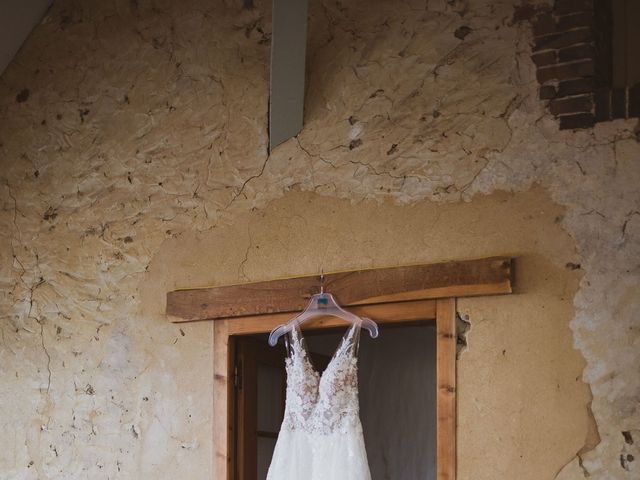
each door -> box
[234,335,332,480]
[235,337,286,480]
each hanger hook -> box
[320,269,324,294]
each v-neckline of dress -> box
[291,320,360,381]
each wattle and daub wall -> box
[0,0,638,479]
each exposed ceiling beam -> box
[166,257,514,322]
[0,0,53,76]
[269,0,309,150]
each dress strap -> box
[333,320,362,359]
[287,323,310,360]
[285,324,298,357]
[349,319,362,356]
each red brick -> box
[536,60,594,83]
[533,14,557,36]
[557,78,595,97]
[558,44,594,62]
[559,113,595,130]
[550,95,593,115]
[534,28,592,51]
[557,12,593,30]
[555,0,594,15]
[540,85,557,100]
[532,51,557,67]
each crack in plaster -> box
[37,319,52,394]
[226,154,271,209]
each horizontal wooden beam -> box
[167,256,513,323]
[223,299,438,336]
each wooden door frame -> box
[213,298,454,480]
[167,257,515,480]
[234,336,287,479]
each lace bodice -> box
[281,322,362,435]
[267,321,371,480]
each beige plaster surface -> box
[142,188,592,480]
[0,0,638,478]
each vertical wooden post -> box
[213,320,232,480]
[436,298,457,480]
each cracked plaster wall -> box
[0,0,638,479]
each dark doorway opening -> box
[234,323,437,479]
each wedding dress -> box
[266,321,372,480]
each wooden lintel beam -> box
[166,256,513,323]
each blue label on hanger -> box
[318,297,329,306]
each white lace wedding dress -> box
[266,321,372,480]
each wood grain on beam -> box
[167,256,513,323]
[225,299,437,336]
[436,298,457,480]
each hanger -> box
[268,271,380,346]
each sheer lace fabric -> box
[266,323,371,480]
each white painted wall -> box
[0,0,52,75]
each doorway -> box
[169,258,514,479]
[234,323,437,479]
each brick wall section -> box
[530,0,640,130]
[595,84,640,122]
[531,0,597,130]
